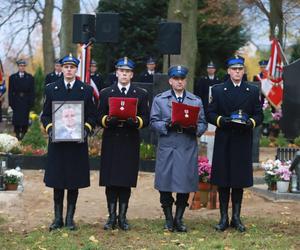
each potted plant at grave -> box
[4,168,23,190]
[275,162,292,193]
[261,159,281,191]
[193,156,212,208]
[198,156,212,187]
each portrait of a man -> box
[52,101,83,142]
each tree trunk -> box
[41,0,55,74]
[269,0,283,44]
[164,0,198,92]
[60,0,80,57]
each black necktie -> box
[177,97,183,103]
[121,87,126,95]
[67,83,71,92]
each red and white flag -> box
[261,39,284,109]
[0,59,6,95]
[77,45,99,101]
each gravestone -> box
[282,60,300,139]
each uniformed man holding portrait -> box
[41,54,97,231]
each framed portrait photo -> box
[52,101,84,142]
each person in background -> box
[8,59,35,140]
[194,61,221,117]
[138,57,159,83]
[45,59,63,86]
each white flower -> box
[0,133,19,153]
[4,169,23,178]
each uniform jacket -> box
[138,70,159,83]
[105,72,118,86]
[99,83,150,187]
[41,78,97,189]
[150,89,207,193]
[207,79,263,188]
[91,72,105,92]
[8,72,35,126]
[194,75,221,115]
[45,71,63,86]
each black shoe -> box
[49,202,64,231]
[230,203,246,232]
[174,206,187,232]
[65,203,76,230]
[104,203,117,230]
[118,203,130,231]
[162,206,174,232]
[215,201,229,232]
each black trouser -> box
[159,191,189,207]
[14,125,28,139]
[53,188,78,204]
[218,187,243,204]
[105,186,131,204]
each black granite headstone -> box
[132,74,170,144]
[282,60,300,139]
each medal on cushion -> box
[120,100,125,111]
[184,109,189,118]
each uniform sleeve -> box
[8,75,14,108]
[45,74,51,85]
[149,96,168,135]
[98,89,109,128]
[136,90,150,129]
[85,86,97,129]
[206,86,220,126]
[249,87,263,128]
[40,87,52,131]
[196,98,208,137]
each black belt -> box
[168,127,185,134]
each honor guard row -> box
[38,53,263,233]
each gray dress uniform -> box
[150,89,207,193]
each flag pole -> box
[277,41,289,66]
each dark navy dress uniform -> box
[138,70,155,83]
[99,57,150,231]
[45,71,63,86]
[8,61,35,139]
[40,55,97,231]
[207,80,263,188]
[194,75,220,115]
[91,72,105,91]
[41,78,97,189]
[99,84,149,188]
[207,55,263,233]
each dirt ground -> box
[1,167,300,233]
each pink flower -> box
[272,109,282,121]
[275,166,291,181]
[198,156,212,182]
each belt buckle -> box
[117,121,124,128]
[177,127,183,134]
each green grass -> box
[0,218,299,250]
